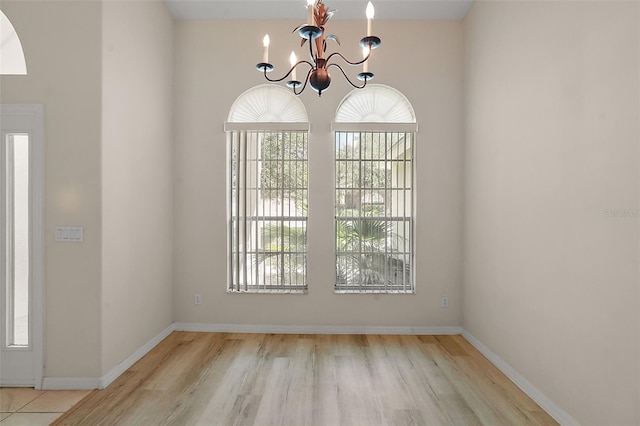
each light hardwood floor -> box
[54,332,558,425]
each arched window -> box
[335,84,415,123]
[0,11,27,75]
[225,85,309,292]
[227,84,308,123]
[333,84,417,293]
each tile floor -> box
[0,388,91,425]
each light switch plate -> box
[55,226,84,242]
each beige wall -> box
[0,0,175,380]
[4,4,637,422]
[101,0,174,375]
[172,19,464,327]
[463,1,639,424]
[0,1,103,378]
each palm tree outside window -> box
[226,85,309,293]
[333,85,417,293]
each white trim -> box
[31,105,45,390]
[174,322,461,335]
[461,329,579,426]
[42,324,175,390]
[0,104,45,389]
[224,121,310,132]
[99,324,175,389]
[332,122,418,132]
[0,378,35,387]
[42,377,101,391]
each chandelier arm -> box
[325,49,371,67]
[263,61,314,83]
[327,63,368,89]
[293,67,314,95]
[308,36,316,61]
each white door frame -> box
[0,104,45,389]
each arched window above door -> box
[0,11,27,75]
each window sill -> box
[227,289,307,295]
[334,289,415,295]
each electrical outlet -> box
[441,296,449,308]
[194,294,202,305]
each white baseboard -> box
[461,329,579,426]
[0,378,36,387]
[42,377,101,390]
[174,322,462,335]
[99,323,175,389]
[42,323,175,390]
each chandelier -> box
[256,0,381,96]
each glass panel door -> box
[1,104,44,388]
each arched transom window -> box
[228,84,308,123]
[335,84,415,123]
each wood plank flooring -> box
[53,332,558,425]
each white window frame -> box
[333,122,417,294]
[225,122,310,293]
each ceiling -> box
[164,0,473,20]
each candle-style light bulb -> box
[307,0,315,26]
[290,51,298,81]
[366,2,375,36]
[262,34,270,63]
[362,46,370,73]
